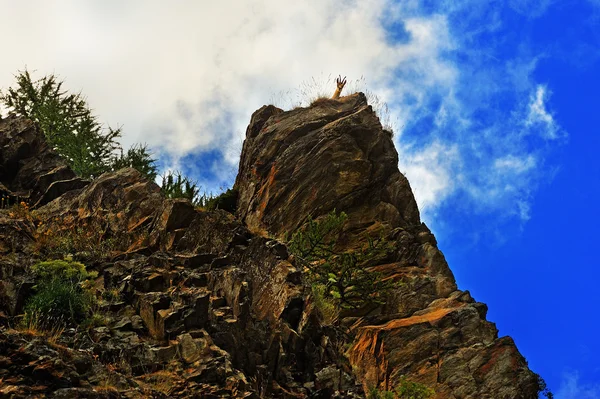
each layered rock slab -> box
[235,93,420,239]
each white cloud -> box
[494,155,537,174]
[397,141,461,214]
[1,0,445,153]
[556,371,600,399]
[0,0,565,227]
[526,85,560,139]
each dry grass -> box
[13,312,67,355]
[93,370,123,395]
[46,324,65,345]
[33,216,127,260]
[137,370,180,395]
[17,311,65,343]
[346,75,398,135]
[8,201,33,221]
[310,97,339,107]
[17,311,42,337]
[269,74,399,136]
[94,382,119,394]
[269,72,333,109]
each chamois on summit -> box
[331,75,346,99]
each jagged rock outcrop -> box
[0,93,541,398]
[0,115,361,398]
[235,94,419,239]
[235,93,540,398]
[0,116,88,208]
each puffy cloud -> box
[397,141,461,214]
[0,0,565,227]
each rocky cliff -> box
[234,94,540,398]
[0,95,541,398]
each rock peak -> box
[235,92,420,239]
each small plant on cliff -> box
[535,373,554,399]
[396,376,435,399]
[34,217,124,261]
[367,387,395,399]
[0,68,157,180]
[160,171,236,211]
[368,377,435,399]
[310,283,340,324]
[160,170,202,205]
[23,259,97,329]
[8,201,33,221]
[202,188,238,213]
[111,143,158,181]
[31,259,95,281]
[289,210,396,313]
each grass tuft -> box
[270,74,399,136]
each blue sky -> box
[0,1,599,397]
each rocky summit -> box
[0,94,541,398]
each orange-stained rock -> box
[235,92,541,398]
[235,93,420,240]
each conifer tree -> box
[0,69,157,180]
[289,210,397,311]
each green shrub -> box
[160,170,238,213]
[0,69,120,178]
[101,287,121,303]
[81,312,110,330]
[368,387,395,399]
[31,259,93,282]
[535,373,554,399]
[310,283,339,325]
[24,278,91,327]
[289,210,397,312]
[0,69,157,179]
[160,170,201,205]
[24,259,96,329]
[396,376,435,399]
[111,143,158,182]
[203,188,238,213]
[367,378,435,399]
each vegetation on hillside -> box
[289,210,397,319]
[23,259,97,329]
[0,69,212,202]
[160,170,237,212]
[367,376,435,399]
